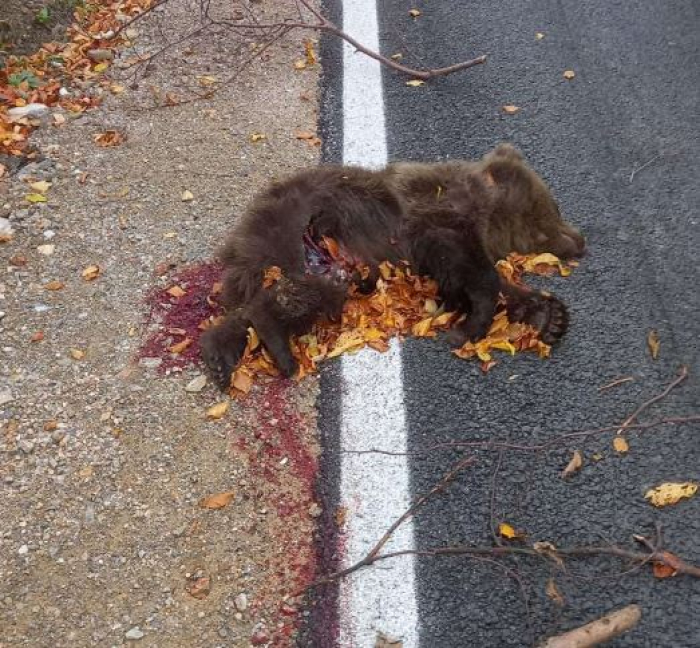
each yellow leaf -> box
[424,298,438,314]
[327,331,365,358]
[45,280,65,291]
[563,70,576,80]
[613,436,629,454]
[110,84,125,94]
[247,327,260,351]
[502,105,520,114]
[26,193,47,203]
[82,264,101,281]
[412,317,434,337]
[70,348,86,360]
[206,400,230,420]
[408,9,422,17]
[391,52,403,60]
[304,39,317,66]
[363,328,385,342]
[406,79,425,87]
[169,338,192,354]
[432,311,455,327]
[30,180,51,193]
[294,60,307,70]
[181,190,194,202]
[561,449,582,478]
[644,482,697,507]
[491,340,516,355]
[498,523,525,540]
[93,62,109,73]
[196,75,218,86]
[263,265,283,288]
[231,369,254,394]
[250,132,266,142]
[647,329,660,359]
[199,491,235,509]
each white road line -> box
[338,0,419,646]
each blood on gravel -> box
[139,262,222,371]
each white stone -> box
[185,375,207,393]
[125,627,144,640]
[37,244,55,255]
[8,103,50,121]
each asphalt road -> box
[309,0,700,645]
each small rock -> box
[0,217,13,240]
[43,230,56,240]
[8,104,50,121]
[18,544,29,555]
[234,593,248,612]
[0,390,13,406]
[37,244,55,256]
[87,49,114,62]
[139,357,162,369]
[185,375,207,393]
[308,503,322,518]
[18,439,34,454]
[125,627,144,640]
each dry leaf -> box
[70,348,86,360]
[613,436,629,454]
[545,578,565,606]
[25,193,48,203]
[30,331,45,342]
[206,401,230,420]
[644,482,697,507]
[250,132,266,142]
[196,75,218,86]
[231,369,254,394]
[294,60,307,70]
[263,266,283,288]
[82,265,101,281]
[167,285,187,298]
[391,53,403,60]
[304,39,317,66]
[94,130,125,147]
[199,491,235,509]
[406,79,425,87]
[408,9,422,18]
[44,280,65,291]
[169,338,192,354]
[563,70,576,80]
[653,561,677,579]
[647,329,660,359]
[186,575,211,599]
[498,522,526,540]
[536,32,545,40]
[181,190,194,202]
[502,105,520,114]
[561,450,583,478]
[376,631,403,648]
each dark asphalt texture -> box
[308,1,700,646]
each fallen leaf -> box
[9,254,27,266]
[250,132,266,142]
[563,70,576,80]
[81,265,101,281]
[30,331,45,342]
[53,113,66,126]
[295,130,316,140]
[186,575,211,599]
[199,491,236,509]
[181,190,194,202]
[653,561,677,579]
[644,482,697,507]
[169,338,192,354]
[536,32,545,40]
[498,522,526,540]
[561,450,582,478]
[167,285,187,298]
[263,266,283,288]
[391,52,403,60]
[231,369,254,394]
[44,280,65,291]
[94,130,125,147]
[613,436,629,454]
[376,631,403,648]
[30,180,51,193]
[304,39,317,66]
[408,9,422,17]
[70,348,86,360]
[647,329,660,359]
[545,578,565,605]
[26,193,48,203]
[502,105,520,114]
[37,244,55,255]
[206,400,230,420]
[294,60,307,70]
[196,75,218,86]
[406,79,425,87]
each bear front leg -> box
[500,280,569,344]
[200,311,250,391]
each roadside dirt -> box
[0,1,325,646]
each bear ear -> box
[490,143,524,162]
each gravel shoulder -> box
[0,2,323,646]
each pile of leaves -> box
[217,251,576,398]
[0,0,152,160]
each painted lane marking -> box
[338,0,419,645]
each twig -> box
[302,455,475,591]
[615,365,688,434]
[490,448,505,545]
[598,376,634,391]
[343,415,700,457]
[629,154,661,183]
[538,604,642,648]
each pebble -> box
[37,244,55,256]
[139,357,163,369]
[0,217,13,239]
[185,375,207,393]
[18,544,29,555]
[234,592,248,612]
[125,627,145,640]
[0,390,14,406]
[8,103,50,120]
[18,440,35,454]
